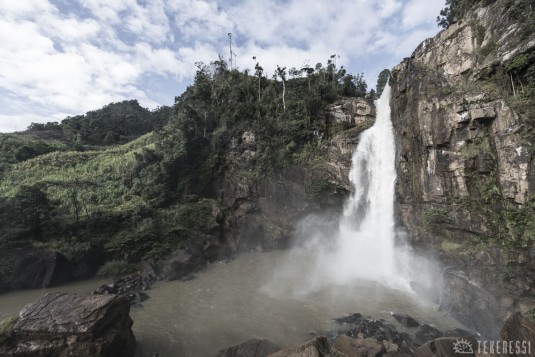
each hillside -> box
[0,58,375,292]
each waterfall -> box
[334,83,397,282]
[265,83,441,299]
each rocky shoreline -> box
[216,311,512,357]
[217,310,535,357]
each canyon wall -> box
[390,0,535,337]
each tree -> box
[339,73,367,97]
[193,62,213,138]
[436,0,496,29]
[376,69,391,97]
[437,0,455,29]
[276,65,287,113]
[254,59,263,101]
[13,184,50,240]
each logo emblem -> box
[453,338,474,354]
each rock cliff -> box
[390,0,535,337]
[218,98,374,251]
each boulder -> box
[415,324,443,345]
[267,336,330,357]
[165,244,206,281]
[334,313,363,325]
[4,248,71,290]
[93,272,155,305]
[338,316,417,355]
[216,338,281,357]
[0,292,136,357]
[331,335,385,356]
[392,313,420,328]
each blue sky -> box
[0,0,445,132]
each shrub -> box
[96,261,139,278]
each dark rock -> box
[165,245,206,281]
[216,338,281,357]
[93,283,118,295]
[93,273,155,305]
[345,318,398,342]
[182,275,196,282]
[415,324,443,345]
[268,336,329,357]
[339,316,416,356]
[204,243,230,263]
[0,292,136,357]
[6,248,71,290]
[392,313,420,328]
[334,313,363,324]
[398,332,418,355]
[71,248,106,280]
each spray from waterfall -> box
[264,83,442,300]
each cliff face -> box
[218,98,374,251]
[390,0,535,337]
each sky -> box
[0,0,445,132]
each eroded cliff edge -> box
[390,0,535,337]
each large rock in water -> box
[164,243,207,281]
[2,248,71,291]
[0,292,136,357]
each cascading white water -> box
[265,83,441,298]
[332,83,398,282]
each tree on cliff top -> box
[376,69,391,97]
[437,0,497,29]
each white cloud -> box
[0,0,56,18]
[402,0,444,29]
[0,114,58,132]
[0,0,443,132]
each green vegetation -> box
[376,69,391,97]
[441,240,464,252]
[437,0,497,28]
[305,177,344,201]
[0,316,17,347]
[479,40,497,57]
[0,100,169,173]
[96,261,140,278]
[528,306,535,321]
[423,207,453,233]
[0,56,371,276]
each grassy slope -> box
[0,132,219,267]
